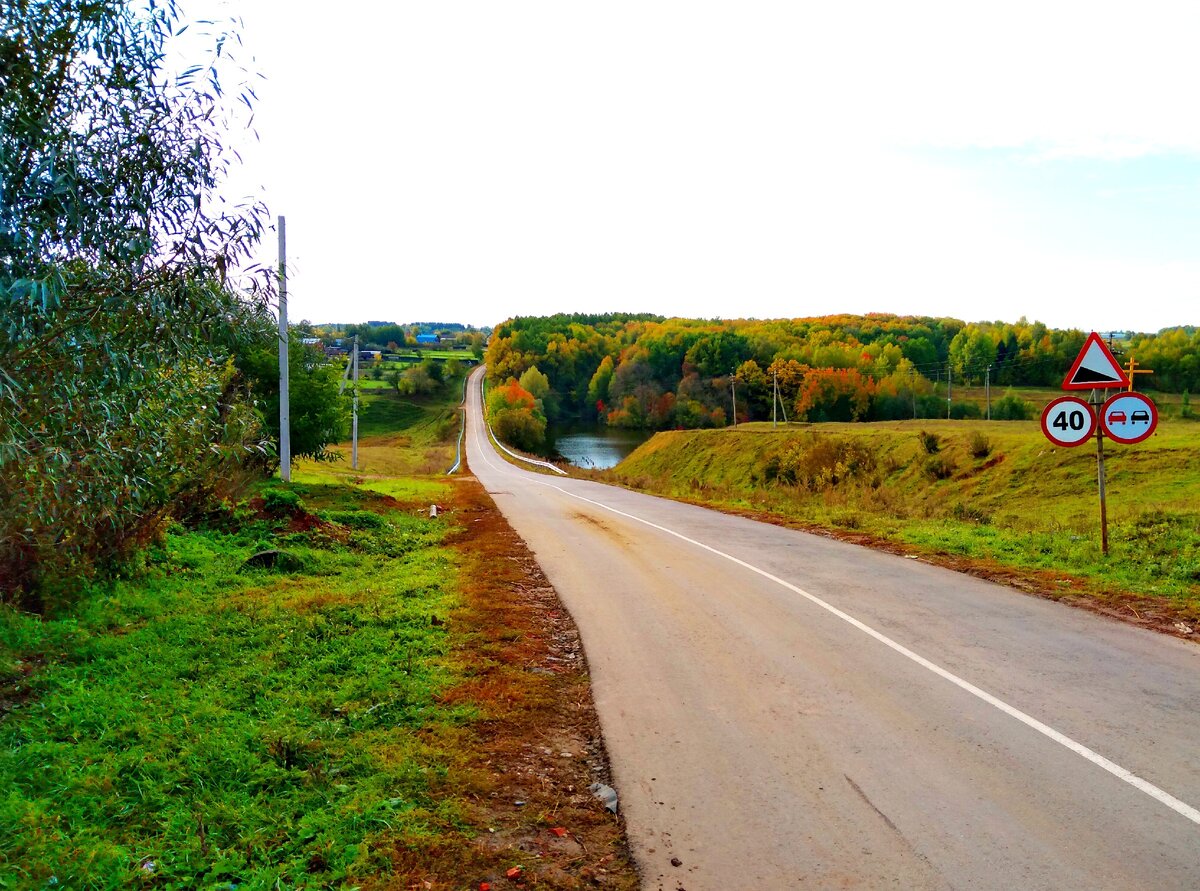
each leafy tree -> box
[991,390,1033,421]
[421,356,444,383]
[949,327,998,384]
[519,365,551,401]
[235,330,350,462]
[587,356,615,414]
[397,364,438,396]
[1,2,270,600]
[684,331,752,377]
[486,381,546,451]
[794,368,875,422]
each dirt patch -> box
[571,512,633,547]
[364,477,639,890]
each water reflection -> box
[549,426,653,469]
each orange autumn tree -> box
[794,368,876,422]
[486,380,547,452]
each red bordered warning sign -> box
[1062,333,1130,390]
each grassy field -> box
[609,416,1200,625]
[386,350,476,361]
[290,387,461,504]
[1,381,636,889]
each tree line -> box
[485,314,1197,440]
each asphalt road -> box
[464,369,1200,890]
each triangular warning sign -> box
[1063,333,1130,390]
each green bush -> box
[968,431,992,458]
[262,488,303,515]
[324,510,389,530]
[992,390,1033,421]
[951,502,992,524]
[763,435,878,491]
[925,455,955,479]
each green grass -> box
[0,485,467,888]
[289,386,462,486]
[611,417,1200,612]
[0,379,473,889]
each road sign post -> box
[1093,391,1109,556]
[1043,334,1159,557]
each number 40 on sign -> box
[1040,396,1096,447]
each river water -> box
[548,425,654,469]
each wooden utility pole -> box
[731,376,738,428]
[1123,356,1153,392]
[985,365,992,420]
[277,215,290,482]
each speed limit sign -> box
[1041,396,1096,447]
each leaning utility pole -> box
[772,371,778,428]
[277,215,291,482]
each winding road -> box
[464,369,1200,890]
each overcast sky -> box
[203,1,1200,332]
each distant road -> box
[465,368,1200,890]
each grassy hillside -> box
[610,417,1200,620]
[290,387,462,501]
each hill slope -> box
[610,418,1200,622]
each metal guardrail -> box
[446,373,469,475]
[486,421,567,475]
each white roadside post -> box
[352,335,359,470]
[277,215,290,482]
[338,335,359,470]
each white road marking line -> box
[466,375,1200,827]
